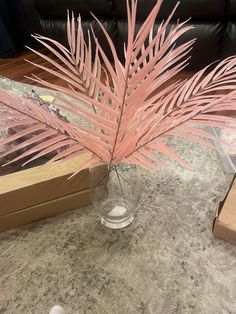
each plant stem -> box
[109,63,133,165]
[113,165,129,211]
[111,165,135,190]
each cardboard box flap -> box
[213,219,236,245]
[0,154,107,216]
[0,153,91,193]
[217,180,236,230]
[213,174,235,229]
[0,188,91,233]
[213,175,236,245]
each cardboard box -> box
[0,154,107,232]
[213,175,236,245]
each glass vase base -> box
[100,204,134,229]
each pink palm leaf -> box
[1,0,236,172]
[0,90,100,166]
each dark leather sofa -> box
[0,0,33,57]
[19,0,236,71]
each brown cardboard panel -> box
[0,168,88,216]
[213,219,236,245]
[213,177,236,245]
[0,154,90,215]
[0,153,91,194]
[218,181,236,229]
[0,188,91,233]
[0,155,107,216]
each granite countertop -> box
[0,78,236,314]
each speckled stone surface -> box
[0,78,236,314]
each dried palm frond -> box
[1,0,236,173]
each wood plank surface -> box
[0,48,66,86]
[0,48,191,87]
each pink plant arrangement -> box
[0,0,236,175]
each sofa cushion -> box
[114,0,226,20]
[220,22,236,59]
[228,0,236,17]
[116,20,223,70]
[38,18,116,58]
[34,0,114,19]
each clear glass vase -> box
[90,163,142,229]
